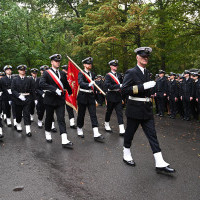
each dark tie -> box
[55,70,59,77]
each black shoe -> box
[123,159,136,166]
[156,166,175,173]
[78,135,84,138]
[46,139,52,143]
[38,125,43,129]
[119,133,124,137]
[26,132,32,137]
[94,135,104,143]
[105,129,112,133]
[51,128,57,132]
[70,125,77,129]
[186,118,191,121]
[17,129,22,133]
[62,142,73,149]
[7,124,12,127]
[159,114,164,117]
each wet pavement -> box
[0,106,200,200]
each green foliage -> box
[0,0,199,75]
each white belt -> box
[80,88,93,93]
[108,89,120,92]
[129,96,152,102]
[20,93,30,96]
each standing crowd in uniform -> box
[2,47,199,173]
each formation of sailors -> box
[4,47,200,173]
[154,69,200,121]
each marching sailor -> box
[1,65,16,127]
[40,54,73,148]
[104,60,125,136]
[76,57,104,142]
[29,68,38,122]
[122,47,175,173]
[11,65,35,136]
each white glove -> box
[19,94,26,101]
[143,81,156,90]
[0,92,2,96]
[7,89,12,94]
[89,81,94,87]
[35,100,38,105]
[42,93,45,98]
[56,88,62,96]
[120,84,122,88]
[9,101,12,105]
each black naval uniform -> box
[122,66,161,153]
[155,76,168,116]
[167,79,178,118]
[180,77,194,120]
[39,68,72,134]
[35,77,45,122]
[11,76,35,125]
[1,75,16,121]
[191,79,198,120]
[77,71,98,128]
[29,76,37,117]
[104,72,124,125]
[195,79,200,119]
[0,80,3,129]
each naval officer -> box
[122,47,175,173]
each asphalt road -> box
[0,106,200,200]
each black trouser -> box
[15,102,31,125]
[157,93,165,115]
[191,99,198,120]
[182,97,191,119]
[169,97,177,117]
[77,102,98,128]
[0,101,2,127]
[97,93,104,105]
[11,102,16,119]
[66,104,74,120]
[36,99,45,121]
[154,96,158,114]
[30,100,35,115]
[105,101,123,124]
[124,118,161,154]
[2,101,11,118]
[177,98,184,117]
[45,104,66,135]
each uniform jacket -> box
[77,70,96,105]
[1,75,13,101]
[35,77,44,101]
[167,79,178,99]
[122,65,153,120]
[11,75,35,105]
[104,72,123,102]
[155,76,168,96]
[195,79,200,101]
[30,77,37,100]
[0,79,3,101]
[39,68,72,106]
[180,78,194,100]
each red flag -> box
[65,61,80,112]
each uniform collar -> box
[137,65,145,74]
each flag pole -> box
[66,55,106,96]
